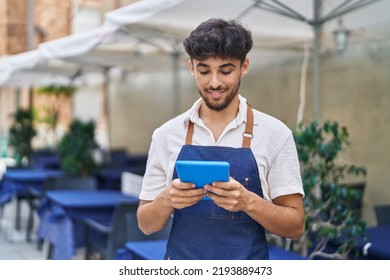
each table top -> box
[122,241,307,260]
[3,169,65,181]
[0,169,65,206]
[45,189,139,208]
[124,240,167,260]
[362,225,390,259]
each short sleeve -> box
[139,130,168,201]
[267,132,304,200]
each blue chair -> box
[84,202,172,259]
[375,204,390,225]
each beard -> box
[197,80,241,112]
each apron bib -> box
[165,105,269,259]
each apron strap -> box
[185,121,195,145]
[242,103,254,148]
[185,103,254,148]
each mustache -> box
[205,85,227,91]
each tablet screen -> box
[175,160,230,188]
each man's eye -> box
[199,71,209,75]
[221,71,232,75]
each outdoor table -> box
[115,240,307,260]
[0,169,65,206]
[360,225,390,259]
[37,189,138,260]
[0,169,65,240]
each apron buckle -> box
[242,132,253,139]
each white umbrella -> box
[2,0,389,89]
[0,50,70,87]
[101,0,389,120]
[0,49,102,87]
[1,0,389,140]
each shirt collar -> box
[184,95,248,127]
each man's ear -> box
[188,59,195,77]
[241,58,250,78]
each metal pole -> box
[172,51,181,116]
[28,0,35,50]
[102,67,111,152]
[27,0,35,108]
[312,0,322,121]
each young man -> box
[137,18,304,260]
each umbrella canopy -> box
[102,0,389,51]
[3,0,389,86]
[0,50,76,87]
[0,49,104,87]
[100,0,389,120]
[36,0,310,66]
[1,0,389,148]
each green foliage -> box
[58,119,97,176]
[291,120,367,259]
[8,108,37,165]
[37,85,77,131]
[37,85,77,97]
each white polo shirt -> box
[140,95,304,202]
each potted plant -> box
[8,108,37,166]
[270,120,367,259]
[57,119,97,177]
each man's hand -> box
[163,178,206,209]
[205,177,251,212]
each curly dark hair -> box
[183,18,253,64]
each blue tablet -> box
[175,160,230,188]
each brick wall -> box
[35,0,72,43]
[0,0,5,53]
[0,0,28,55]
[0,0,139,55]
[0,0,73,55]
[0,0,130,55]
[0,25,6,54]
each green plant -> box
[8,108,37,166]
[37,85,77,144]
[290,120,367,259]
[58,119,97,176]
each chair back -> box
[106,202,172,259]
[375,204,390,225]
[43,176,97,193]
[345,182,366,211]
[121,172,143,196]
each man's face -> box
[189,56,249,111]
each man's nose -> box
[209,74,222,89]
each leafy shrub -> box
[58,119,97,176]
[8,108,37,165]
[285,120,367,259]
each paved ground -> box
[0,201,45,260]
